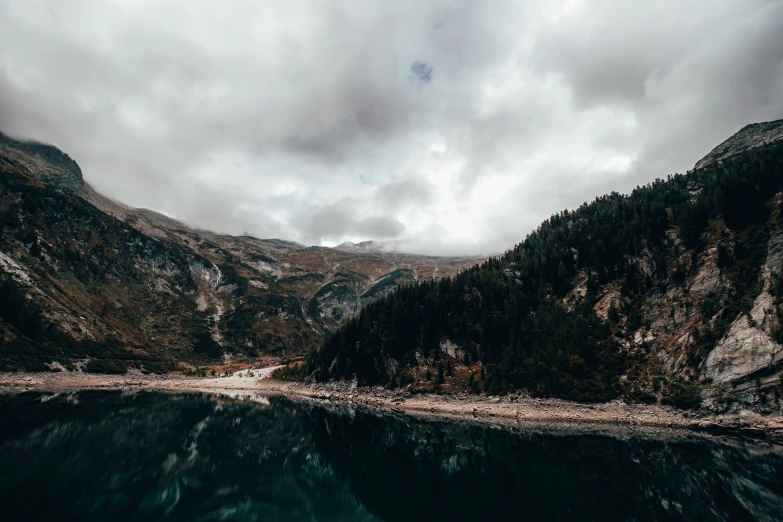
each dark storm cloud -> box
[0,0,781,254]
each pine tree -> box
[308,142,783,400]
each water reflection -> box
[0,391,781,522]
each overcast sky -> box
[1,0,782,255]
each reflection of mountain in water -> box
[0,391,377,522]
[307,406,783,521]
[1,392,782,522]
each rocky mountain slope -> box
[0,131,480,373]
[308,119,783,412]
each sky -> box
[1,0,782,255]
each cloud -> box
[0,0,781,255]
[374,178,437,211]
[409,61,433,86]
[297,199,406,243]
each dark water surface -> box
[0,391,781,521]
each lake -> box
[0,391,781,521]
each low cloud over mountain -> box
[1,0,781,254]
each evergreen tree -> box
[308,141,783,401]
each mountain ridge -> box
[694,119,783,171]
[3,120,783,413]
[0,132,480,373]
[0,131,84,195]
[303,119,783,412]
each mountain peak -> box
[0,131,83,194]
[694,118,783,171]
[333,240,406,254]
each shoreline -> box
[2,371,782,443]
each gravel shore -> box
[2,370,782,442]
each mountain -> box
[0,132,84,194]
[307,120,783,412]
[334,240,424,254]
[0,131,481,373]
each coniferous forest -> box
[308,139,783,402]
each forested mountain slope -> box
[0,132,478,373]
[309,120,783,411]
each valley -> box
[3,4,783,519]
[2,120,783,417]
[0,131,480,372]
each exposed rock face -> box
[553,119,783,410]
[0,131,83,194]
[694,119,783,170]
[613,200,783,409]
[703,316,780,384]
[593,282,622,321]
[702,225,783,384]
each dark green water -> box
[0,391,781,521]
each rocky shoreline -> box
[1,370,782,443]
